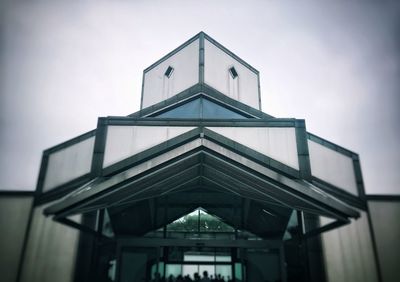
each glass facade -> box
[167,209,234,233]
[43,136,95,191]
[308,140,358,195]
[103,125,195,167]
[207,127,299,169]
[150,253,236,281]
[153,97,250,119]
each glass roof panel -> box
[167,208,234,232]
[152,97,249,119]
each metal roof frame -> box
[44,129,359,222]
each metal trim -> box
[105,116,297,127]
[295,120,312,181]
[307,132,357,158]
[0,191,34,197]
[353,155,367,200]
[366,195,400,201]
[199,32,205,83]
[257,69,262,110]
[303,218,350,239]
[90,118,108,177]
[310,177,367,210]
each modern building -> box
[1,32,399,282]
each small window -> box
[164,66,174,78]
[229,66,238,78]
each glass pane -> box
[215,255,231,262]
[283,210,299,240]
[166,264,182,277]
[308,140,358,195]
[234,263,243,280]
[150,263,157,279]
[202,98,248,119]
[158,262,164,278]
[155,98,201,118]
[153,97,249,119]
[184,254,214,262]
[168,210,199,232]
[151,262,165,280]
[182,265,198,277]
[216,265,232,279]
[199,265,215,276]
[44,136,95,191]
[207,127,299,169]
[168,209,235,233]
[103,126,195,167]
[200,210,235,232]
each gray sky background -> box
[0,0,399,195]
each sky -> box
[0,0,399,195]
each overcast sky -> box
[1,0,399,195]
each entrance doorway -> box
[149,250,243,281]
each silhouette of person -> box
[200,271,211,282]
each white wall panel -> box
[43,137,95,192]
[321,212,378,282]
[20,206,80,282]
[204,39,260,109]
[308,140,358,195]
[103,126,196,167]
[206,127,299,169]
[142,39,199,108]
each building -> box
[1,32,399,282]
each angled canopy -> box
[44,127,358,239]
[38,32,365,240]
